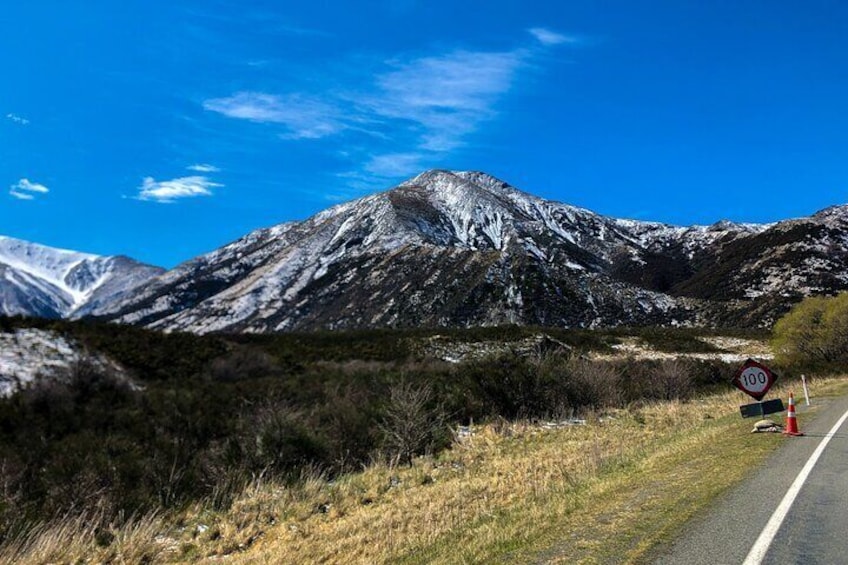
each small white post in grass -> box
[801,374,811,406]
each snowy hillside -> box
[0,236,163,319]
[10,170,847,333]
[0,328,128,396]
[98,169,819,333]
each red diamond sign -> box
[732,359,777,401]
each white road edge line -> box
[743,408,848,565]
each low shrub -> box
[0,317,753,538]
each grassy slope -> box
[167,377,844,565]
[0,316,840,564]
[4,377,845,563]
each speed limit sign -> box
[732,359,777,401]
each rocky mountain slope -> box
[6,170,846,333]
[0,327,131,396]
[670,205,848,325]
[0,236,163,319]
[91,170,848,333]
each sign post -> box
[733,359,781,418]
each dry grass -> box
[4,376,847,564]
[0,511,172,564]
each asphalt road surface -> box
[651,392,848,565]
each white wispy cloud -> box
[337,49,527,182]
[136,176,222,203]
[528,27,579,46]
[9,178,49,200]
[5,113,30,126]
[203,92,344,139]
[188,163,221,173]
[372,49,526,152]
[363,152,428,178]
[204,30,580,189]
[204,49,527,158]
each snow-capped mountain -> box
[92,169,845,333]
[0,236,164,319]
[11,170,847,333]
[669,204,848,325]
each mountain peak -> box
[399,169,513,196]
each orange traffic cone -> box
[783,393,804,436]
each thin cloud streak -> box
[203,92,345,139]
[6,113,30,125]
[188,163,221,173]
[10,178,49,200]
[528,27,579,46]
[363,152,428,178]
[136,176,222,203]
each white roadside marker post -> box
[801,374,811,406]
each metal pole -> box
[801,374,811,406]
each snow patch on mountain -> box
[0,328,128,396]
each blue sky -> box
[3,1,848,267]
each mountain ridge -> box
[5,170,848,332]
[0,236,164,319]
[94,170,842,333]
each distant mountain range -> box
[0,236,163,319]
[4,170,848,332]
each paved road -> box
[651,392,848,565]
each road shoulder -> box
[647,391,848,565]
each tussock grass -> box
[5,376,847,564]
[0,512,170,564]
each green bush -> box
[773,293,848,369]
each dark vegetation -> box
[0,316,758,540]
[609,246,695,293]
